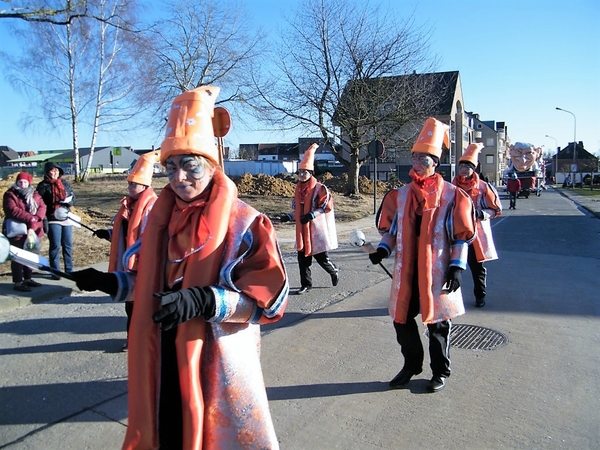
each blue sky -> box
[1,0,599,155]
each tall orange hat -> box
[127,150,160,186]
[160,86,220,166]
[459,142,483,167]
[411,117,450,159]
[299,143,319,171]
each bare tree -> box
[1,0,144,181]
[134,0,266,133]
[252,0,442,195]
[0,0,128,27]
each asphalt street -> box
[1,185,599,449]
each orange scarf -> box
[124,170,237,450]
[108,187,157,272]
[453,172,480,199]
[293,176,317,255]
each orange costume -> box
[117,87,289,449]
[284,143,338,293]
[107,152,160,272]
[452,143,502,307]
[452,143,502,263]
[373,118,476,392]
[376,173,476,324]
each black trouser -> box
[509,191,517,208]
[467,245,486,300]
[125,301,134,339]
[297,251,337,288]
[393,269,452,378]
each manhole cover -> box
[450,324,507,350]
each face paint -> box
[166,155,206,181]
[412,154,433,168]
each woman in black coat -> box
[36,162,76,275]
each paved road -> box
[1,186,599,449]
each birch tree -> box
[2,0,143,181]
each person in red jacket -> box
[2,172,47,291]
[506,172,521,209]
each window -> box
[486,155,494,164]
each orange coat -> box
[452,174,502,262]
[108,187,157,272]
[376,174,476,325]
[122,171,288,450]
[291,177,337,256]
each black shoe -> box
[428,376,446,392]
[331,270,339,287]
[24,279,43,288]
[389,366,422,389]
[475,297,486,307]
[296,286,311,295]
[50,274,61,280]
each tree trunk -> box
[348,150,361,196]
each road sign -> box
[367,139,385,159]
[213,107,232,138]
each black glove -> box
[93,229,111,241]
[476,210,484,220]
[369,247,388,265]
[71,268,118,296]
[279,214,290,223]
[300,213,313,224]
[152,287,216,331]
[444,267,463,293]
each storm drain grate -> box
[450,324,507,350]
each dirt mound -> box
[233,172,404,197]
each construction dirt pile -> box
[232,172,402,197]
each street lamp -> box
[545,134,559,183]
[555,107,576,188]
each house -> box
[467,116,509,185]
[553,141,598,185]
[334,71,494,182]
[0,146,21,167]
[6,146,139,176]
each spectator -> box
[369,118,476,393]
[452,143,502,307]
[506,172,521,209]
[93,151,160,351]
[279,143,339,294]
[2,172,47,291]
[72,86,289,449]
[36,162,76,276]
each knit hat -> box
[160,86,220,166]
[459,142,483,167]
[299,143,318,171]
[16,172,33,183]
[411,117,449,159]
[128,150,160,186]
